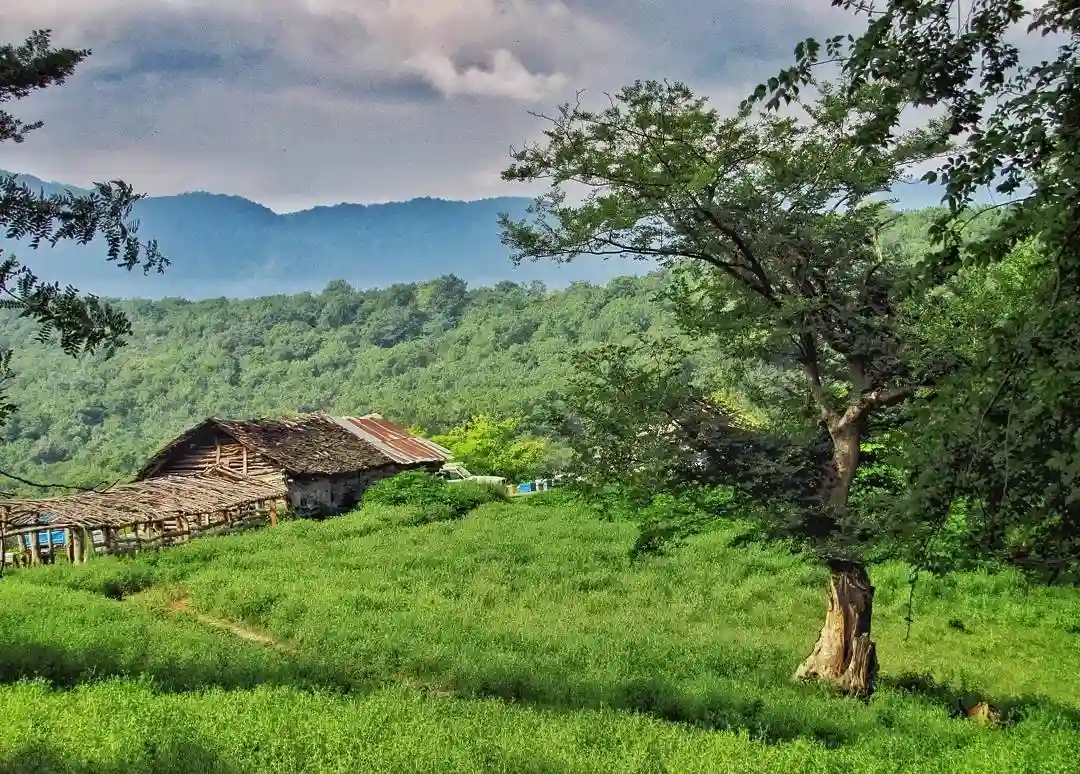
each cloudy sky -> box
[0,0,866,212]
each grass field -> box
[1,496,1078,773]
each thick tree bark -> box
[794,420,878,698]
[794,559,877,698]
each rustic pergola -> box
[0,468,287,568]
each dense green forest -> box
[0,208,958,493]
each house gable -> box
[138,422,283,481]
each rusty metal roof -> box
[329,413,451,466]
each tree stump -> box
[794,559,878,699]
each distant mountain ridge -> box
[0,172,641,299]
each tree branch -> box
[840,383,921,426]
[0,468,117,493]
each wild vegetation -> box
[2,1,1080,771]
[2,496,1079,772]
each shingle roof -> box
[136,414,398,479]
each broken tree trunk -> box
[794,415,877,698]
[795,558,878,698]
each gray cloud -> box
[0,1,869,209]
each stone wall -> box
[287,465,405,517]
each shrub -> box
[363,471,447,508]
[444,481,508,515]
[363,471,507,522]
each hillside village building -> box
[136,413,451,516]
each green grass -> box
[1,497,1078,772]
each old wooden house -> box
[135,413,451,516]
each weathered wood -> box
[29,530,41,566]
[65,529,75,563]
[72,528,84,564]
[794,560,878,699]
[269,500,278,527]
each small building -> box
[2,468,288,567]
[135,413,451,517]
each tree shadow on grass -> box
[0,637,856,750]
[882,672,1080,728]
[447,669,852,748]
[0,638,360,696]
[0,740,240,774]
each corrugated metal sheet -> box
[329,414,452,466]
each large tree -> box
[0,31,165,438]
[500,80,953,697]
[750,0,1080,581]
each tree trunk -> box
[794,420,878,698]
[795,559,877,698]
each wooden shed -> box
[1,468,287,568]
[135,413,449,517]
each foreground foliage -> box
[755,0,1080,601]
[0,30,165,428]
[361,470,508,522]
[0,499,1078,772]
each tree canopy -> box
[0,30,165,431]
[747,0,1080,582]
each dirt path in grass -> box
[166,595,298,653]
[162,593,455,699]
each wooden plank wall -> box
[149,429,283,482]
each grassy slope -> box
[1,498,1078,773]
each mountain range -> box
[0,172,642,299]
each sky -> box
[0,0,869,212]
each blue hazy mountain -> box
[0,172,643,299]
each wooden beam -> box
[30,530,41,566]
[269,499,278,527]
[242,446,248,476]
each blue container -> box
[20,529,66,549]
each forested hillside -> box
[0,271,674,489]
[0,208,972,492]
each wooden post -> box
[0,518,7,576]
[80,527,91,563]
[65,529,75,563]
[133,522,143,553]
[30,530,41,566]
[0,507,7,576]
[71,528,83,564]
[242,447,249,476]
[269,499,278,527]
